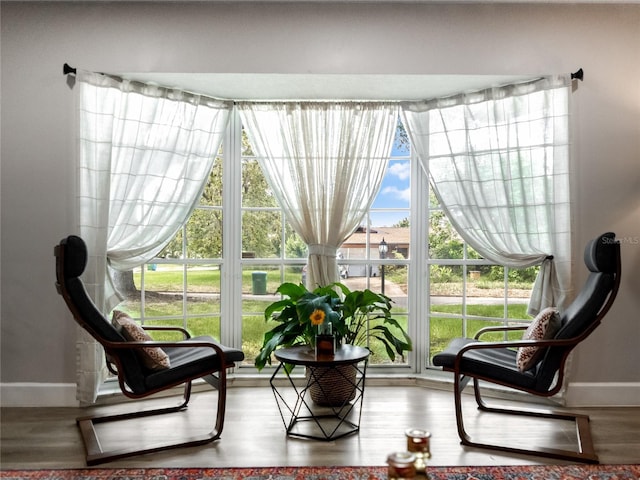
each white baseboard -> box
[0,382,78,407]
[565,382,640,407]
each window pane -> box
[370,312,410,366]
[187,316,220,340]
[242,264,283,367]
[158,229,183,259]
[429,264,463,315]
[186,209,222,259]
[139,266,184,318]
[142,319,186,339]
[376,159,410,210]
[370,212,410,231]
[284,264,306,285]
[468,266,504,319]
[368,216,411,262]
[111,267,141,314]
[467,302,506,320]
[466,243,483,260]
[241,312,270,367]
[509,265,539,290]
[242,158,277,208]
[430,316,462,359]
[341,227,368,261]
[284,228,307,259]
[384,263,408,307]
[509,265,538,321]
[242,210,282,258]
[186,263,220,315]
[242,265,280,296]
[342,265,409,366]
[429,211,463,259]
[430,304,464,326]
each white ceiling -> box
[120,73,536,101]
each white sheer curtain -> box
[238,102,398,288]
[76,71,231,404]
[402,76,571,315]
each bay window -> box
[98,75,569,380]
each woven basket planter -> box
[306,364,357,407]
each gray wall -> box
[1,2,639,407]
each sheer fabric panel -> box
[239,102,398,288]
[76,71,231,403]
[402,77,571,314]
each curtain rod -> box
[63,63,585,88]
[571,68,584,81]
[64,63,585,80]
[63,63,76,75]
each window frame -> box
[131,107,539,377]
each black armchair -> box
[432,232,621,464]
[55,235,244,465]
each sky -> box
[370,128,411,227]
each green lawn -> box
[429,303,528,358]
[135,267,297,293]
[126,268,530,367]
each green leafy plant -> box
[254,282,412,370]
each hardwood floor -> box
[2,385,639,469]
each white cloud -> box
[382,185,411,202]
[388,161,410,181]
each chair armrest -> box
[474,324,528,340]
[453,336,579,373]
[142,325,191,339]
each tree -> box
[395,119,410,151]
[158,129,278,260]
[111,268,137,298]
[241,159,281,257]
[285,232,308,259]
[394,217,410,228]
[429,209,464,259]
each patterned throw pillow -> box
[516,307,561,372]
[112,310,170,370]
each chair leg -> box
[452,375,599,464]
[203,372,227,437]
[77,377,227,465]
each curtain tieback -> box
[308,244,338,258]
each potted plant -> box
[254,281,412,372]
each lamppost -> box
[378,237,388,295]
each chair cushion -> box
[516,307,561,372]
[112,310,170,370]
[433,337,538,390]
[145,337,245,391]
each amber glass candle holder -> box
[386,451,417,479]
[405,428,431,473]
[315,322,335,358]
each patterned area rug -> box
[1,465,639,479]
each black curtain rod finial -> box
[571,68,584,81]
[63,63,77,76]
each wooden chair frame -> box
[442,239,620,464]
[449,332,599,463]
[75,339,228,465]
[55,239,238,465]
